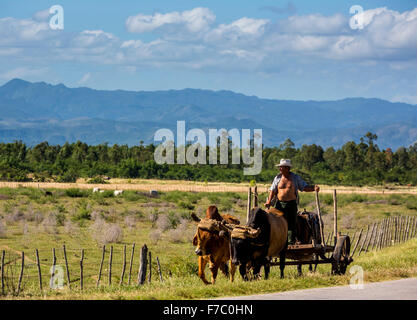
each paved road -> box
[218,278,417,300]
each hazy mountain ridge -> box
[0,78,416,149]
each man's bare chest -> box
[278,176,295,190]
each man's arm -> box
[265,175,280,208]
[302,185,320,192]
[294,173,319,193]
[264,189,277,209]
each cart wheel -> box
[331,235,351,275]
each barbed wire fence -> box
[323,215,417,259]
[0,243,167,296]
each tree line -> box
[1,132,416,186]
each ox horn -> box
[191,212,201,223]
[245,227,261,238]
[219,230,228,238]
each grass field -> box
[0,185,416,299]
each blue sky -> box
[1,0,417,103]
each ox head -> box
[206,205,222,221]
[230,207,269,266]
[230,226,262,266]
[191,213,229,256]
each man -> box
[264,159,320,245]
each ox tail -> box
[221,262,229,277]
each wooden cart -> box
[249,188,353,275]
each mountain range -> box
[0,78,416,150]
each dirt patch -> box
[140,202,176,208]
[364,200,389,205]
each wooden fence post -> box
[376,221,382,250]
[138,244,148,285]
[148,251,152,284]
[365,223,376,253]
[394,217,398,244]
[372,223,380,251]
[399,216,403,243]
[380,219,387,249]
[377,220,383,250]
[350,231,357,251]
[97,245,105,288]
[1,250,5,295]
[405,216,411,241]
[246,187,252,223]
[80,249,84,291]
[17,252,24,296]
[381,218,388,249]
[119,245,126,286]
[156,257,163,282]
[350,228,363,258]
[358,225,370,256]
[63,245,70,289]
[35,249,42,291]
[384,218,390,247]
[128,243,135,285]
[389,217,394,245]
[315,190,325,246]
[254,186,258,207]
[108,246,113,286]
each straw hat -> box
[275,159,292,167]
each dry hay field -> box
[1,178,416,194]
[0,181,417,299]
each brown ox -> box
[192,206,240,285]
[287,210,322,276]
[230,207,288,280]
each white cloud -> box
[205,17,269,43]
[72,30,118,47]
[278,13,348,34]
[126,7,215,35]
[32,9,51,22]
[331,7,417,60]
[1,6,417,74]
[0,17,51,44]
[78,73,91,85]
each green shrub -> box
[122,191,147,202]
[54,211,66,226]
[65,188,89,198]
[72,207,91,221]
[387,194,402,206]
[178,201,195,210]
[87,177,109,184]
